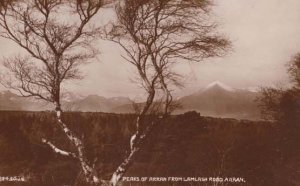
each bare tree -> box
[109,0,230,116]
[108,34,161,185]
[288,53,300,89]
[107,0,230,184]
[0,0,106,184]
[258,87,284,121]
[258,53,300,122]
[257,54,300,186]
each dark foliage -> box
[0,111,299,186]
[257,55,300,178]
[258,53,300,125]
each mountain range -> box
[177,81,261,119]
[0,81,262,119]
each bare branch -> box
[42,138,78,158]
[0,0,102,104]
[108,0,230,116]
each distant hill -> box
[0,81,261,119]
[0,90,132,112]
[0,91,48,111]
[0,91,24,110]
[64,95,132,112]
[177,81,261,119]
[111,81,262,120]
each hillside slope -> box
[177,81,260,119]
[0,81,261,120]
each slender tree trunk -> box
[54,102,100,184]
[159,76,172,117]
[147,48,173,117]
[110,89,156,186]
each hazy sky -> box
[1,0,300,99]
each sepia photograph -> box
[0,0,299,185]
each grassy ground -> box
[0,111,299,186]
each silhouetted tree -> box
[258,53,300,123]
[289,53,300,88]
[258,53,300,186]
[0,0,105,184]
[107,0,230,184]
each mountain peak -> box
[203,81,234,92]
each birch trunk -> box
[110,89,156,186]
[110,121,156,186]
[54,102,100,184]
[147,48,172,116]
[160,80,172,117]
